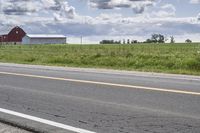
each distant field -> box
[0,43,200,75]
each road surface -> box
[0,63,200,133]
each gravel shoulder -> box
[0,122,31,133]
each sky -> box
[0,0,200,44]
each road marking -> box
[0,108,96,133]
[0,71,200,96]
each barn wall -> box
[8,27,26,42]
[0,42,21,45]
[0,26,26,44]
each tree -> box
[144,39,153,43]
[185,39,192,43]
[127,39,130,44]
[100,40,114,44]
[123,39,126,44]
[165,36,168,42]
[131,40,138,44]
[144,34,165,43]
[150,34,165,43]
[151,34,159,43]
[158,34,165,43]
[170,36,175,43]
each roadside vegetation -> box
[0,43,200,75]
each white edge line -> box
[0,71,199,132]
[0,108,96,133]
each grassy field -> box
[0,43,200,75]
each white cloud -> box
[0,0,77,25]
[0,0,200,43]
[152,4,176,18]
[190,0,200,4]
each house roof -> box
[26,34,66,38]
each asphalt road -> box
[0,63,200,133]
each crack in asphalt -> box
[0,85,200,133]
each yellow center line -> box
[0,71,200,96]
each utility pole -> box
[81,36,83,45]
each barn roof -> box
[0,26,25,35]
[26,34,66,38]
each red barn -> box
[0,26,26,45]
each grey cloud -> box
[89,0,113,9]
[89,0,155,14]
[0,0,199,43]
[48,0,66,11]
[3,7,34,15]
[1,0,38,15]
[197,13,200,21]
[132,6,145,14]
[0,0,76,19]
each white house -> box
[22,34,66,44]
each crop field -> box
[0,43,200,75]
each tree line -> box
[100,39,138,44]
[100,34,193,44]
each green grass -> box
[0,43,200,75]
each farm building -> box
[0,26,67,45]
[22,34,67,44]
[0,26,26,45]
